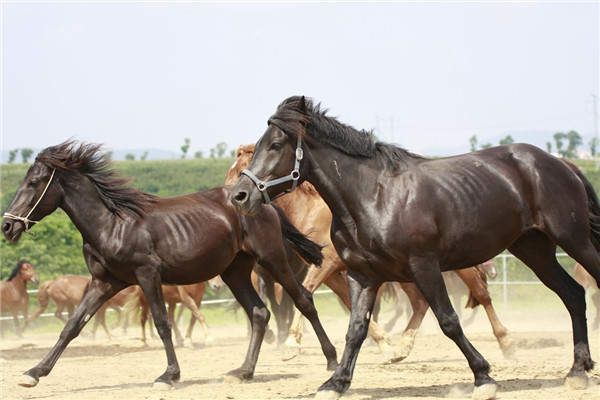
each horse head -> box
[19,261,40,285]
[2,161,62,243]
[225,144,255,185]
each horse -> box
[227,143,514,363]
[28,274,134,339]
[230,96,600,400]
[1,140,337,390]
[125,282,215,346]
[0,260,39,337]
[574,263,600,330]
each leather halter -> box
[240,135,303,204]
[3,168,56,237]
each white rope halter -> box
[3,168,56,237]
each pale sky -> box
[1,1,599,159]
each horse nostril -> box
[234,191,248,203]
[2,221,12,234]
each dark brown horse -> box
[227,144,513,363]
[1,140,337,389]
[0,260,39,337]
[231,96,600,399]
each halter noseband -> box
[3,168,56,237]
[240,135,303,204]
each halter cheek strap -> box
[3,168,56,237]
[240,136,303,204]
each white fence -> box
[1,253,573,321]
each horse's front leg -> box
[136,268,180,389]
[19,277,128,387]
[316,271,380,399]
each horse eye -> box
[270,143,282,151]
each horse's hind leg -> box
[221,255,270,382]
[407,257,497,400]
[509,231,593,388]
[454,268,515,359]
[19,277,128,388]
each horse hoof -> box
[153,381,173,391]
[18,374,39,388]
[282,340,300,361]
[472,383,497,400]
[565,374,588,389]
[315,390,342,400]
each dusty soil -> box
[1,309,599,400]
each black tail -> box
[563,159,600,251]
[273,204,324,267]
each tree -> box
[215,142,228,158]
[194,151,204,159]
[564,130,582,158]
[20,148,33,163]
[499,135,514,145]
[8,149,18,163]
[125,154,135,161]
[140,151,148,161]
[589,137,599,157]
[546,142,552,153]
[469,135,478,152]
[480,143,493,149]
[181,138,191,159]
[554,132,566,156]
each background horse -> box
[125,281,215,346]
[231,96,600,400]
[28,274,134,339]
[1,140,337,390]
[227,143,514,363]
[574,262,600,330]
[0,260,39,337]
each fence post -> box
[502,254,508,311]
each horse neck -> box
[6,273,27,294]
[302,140,386,227]
[59,174,120,245]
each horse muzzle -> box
[230,179,265,216]
[2,218,24,243]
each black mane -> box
[269,96,423,169]
[6,260,29,281]
[36,140,157,219]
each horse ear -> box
[298,96,307,113]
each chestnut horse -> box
[2,140,336,389]
[227,144,513,363]
[28,274,132,338]
[231,96,600,399]
[0,260,39,337]
[574,263,600,330]
[125,282,214,345]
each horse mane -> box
[36,140,158,220]
[269,96,423,170]
[6,260,29,281]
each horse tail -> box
[28,279,52,321]
[562,160,600,251]
[272,204,324,267]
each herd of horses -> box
[2,95,600,399]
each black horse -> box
[231,96,600,399]
[1,140,337,389]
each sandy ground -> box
[1,308,599,400]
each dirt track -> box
[1,309,599,400]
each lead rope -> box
[3,168,56,237]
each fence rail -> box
[2,253,573,321]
